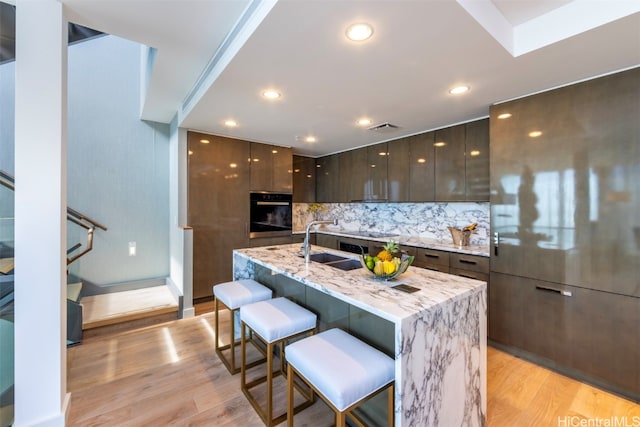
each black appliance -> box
[249,192,292,239]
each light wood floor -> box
[67,303,640,426]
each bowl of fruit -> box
[361,240,414,281]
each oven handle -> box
[256,201,290,206]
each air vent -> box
[367,122,401,133]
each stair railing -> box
[0,169,107,265]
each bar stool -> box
[213,279,272,374]
[285,328,395,427]
[240,297,317,426]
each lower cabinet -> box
[315,233,338,250]
[249,236,294,247]
[489,272,639,400]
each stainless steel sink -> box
[327,258,362,271]
[308,252,348,263]
[301,252,363,271]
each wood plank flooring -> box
[67,304,640,426]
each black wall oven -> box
[249,192,292,239]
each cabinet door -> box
[409,131,435,201]
[367,143,388,201]
[272,146,293,192]
[315,154,340,203]
[387,137,410,202]
[188,132,250,299]
[435,125,466,201]
[465,119,489,201]
[293,155,316,202]
[343,148,366,202]
[250,143,292,192]
[250,142,272,191]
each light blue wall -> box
[61,35,168,285]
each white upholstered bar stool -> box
[213,279,272,374]
[240,297,317,426]
[285,328,395,427]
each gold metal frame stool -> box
[213,279,272,374]
[285,328,395,427]
[240,297,317,426]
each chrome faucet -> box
[303,219,338,263]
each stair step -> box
[81,285,178,330]
[67,282,82,302]
[0,258,14,275]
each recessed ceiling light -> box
[262,90,281,100]
[305,136,317,143]
[224,119,238,127]
[449,85,470,95]
[200,139,210,144]
[357,118,372,126]
[497,113,512,119]
[529,131,543,138]
[434,141,446,147]
[346,23,374,41]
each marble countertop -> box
[233,243,486,324]
[293,227,490,257]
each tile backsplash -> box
[293,202,490,247]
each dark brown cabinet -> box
[489,68,640,400]
[435,124,466,201]
[292,155,316,202]
[315,154,340,203]
[387,137,410,202]
[250,143,292,193]
[408,131,436,202]
[339,143,388,202]
[464,119,489,201]
[315,233,338,249]
[188,131,250,299]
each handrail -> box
[0,168,108,265]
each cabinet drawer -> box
[415,248,450,266]
[415,262,450,273]
[450,253,489,273]
[449,267,488,282]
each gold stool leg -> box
[229,306,236,372]
[287,363,294,427]
[388,384,395,426]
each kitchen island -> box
[233,243,486,427]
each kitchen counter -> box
[233,243,486,426]
[295,227,490,257]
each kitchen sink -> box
[327,259,362,271]
[300,252,363,271]
[308,252,348,263]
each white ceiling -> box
[61,0,640,157]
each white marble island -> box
[233,243,487,427]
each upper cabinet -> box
[250,143,293,193]
[435,124,466,201]
[292,155,316,203]
[465,119,490,201]
[315,154,340,203]
[314,119,489,203]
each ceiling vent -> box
[367,122,401,133]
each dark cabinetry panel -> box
[315,154,340,203]
[340,143,388,202]
[387,137,410,202]
[489,273,639,399]
[408,132,436,202]
[464,119,490,201]
[292,155,316,203]
[435,125,466,201]
[188,132,250,298]
[250,143,292,193]
[315,233,338,249]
